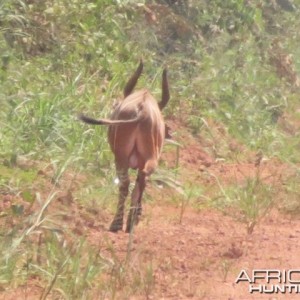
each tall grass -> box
[0,0,300,297]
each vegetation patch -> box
[0,0,300,298]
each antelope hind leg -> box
[109,170,130,232]
[126,172,146,233]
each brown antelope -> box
[79,61,170,232]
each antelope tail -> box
[78,111,145,126]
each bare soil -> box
[1,123,299,300]
[95,205,300,300]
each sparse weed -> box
[220,259,234,282]
[280,169,300,215]
[178,183,206,224]
[210,160,277,234]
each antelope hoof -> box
[125,223,133,233]
[109,220,123,232]
[125,213,140,233]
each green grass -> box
[280,170,300,215]
[209,162,278,234]
[0,0,300,298]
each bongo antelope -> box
[79,61,170,232]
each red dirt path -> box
[1,121,299,300]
